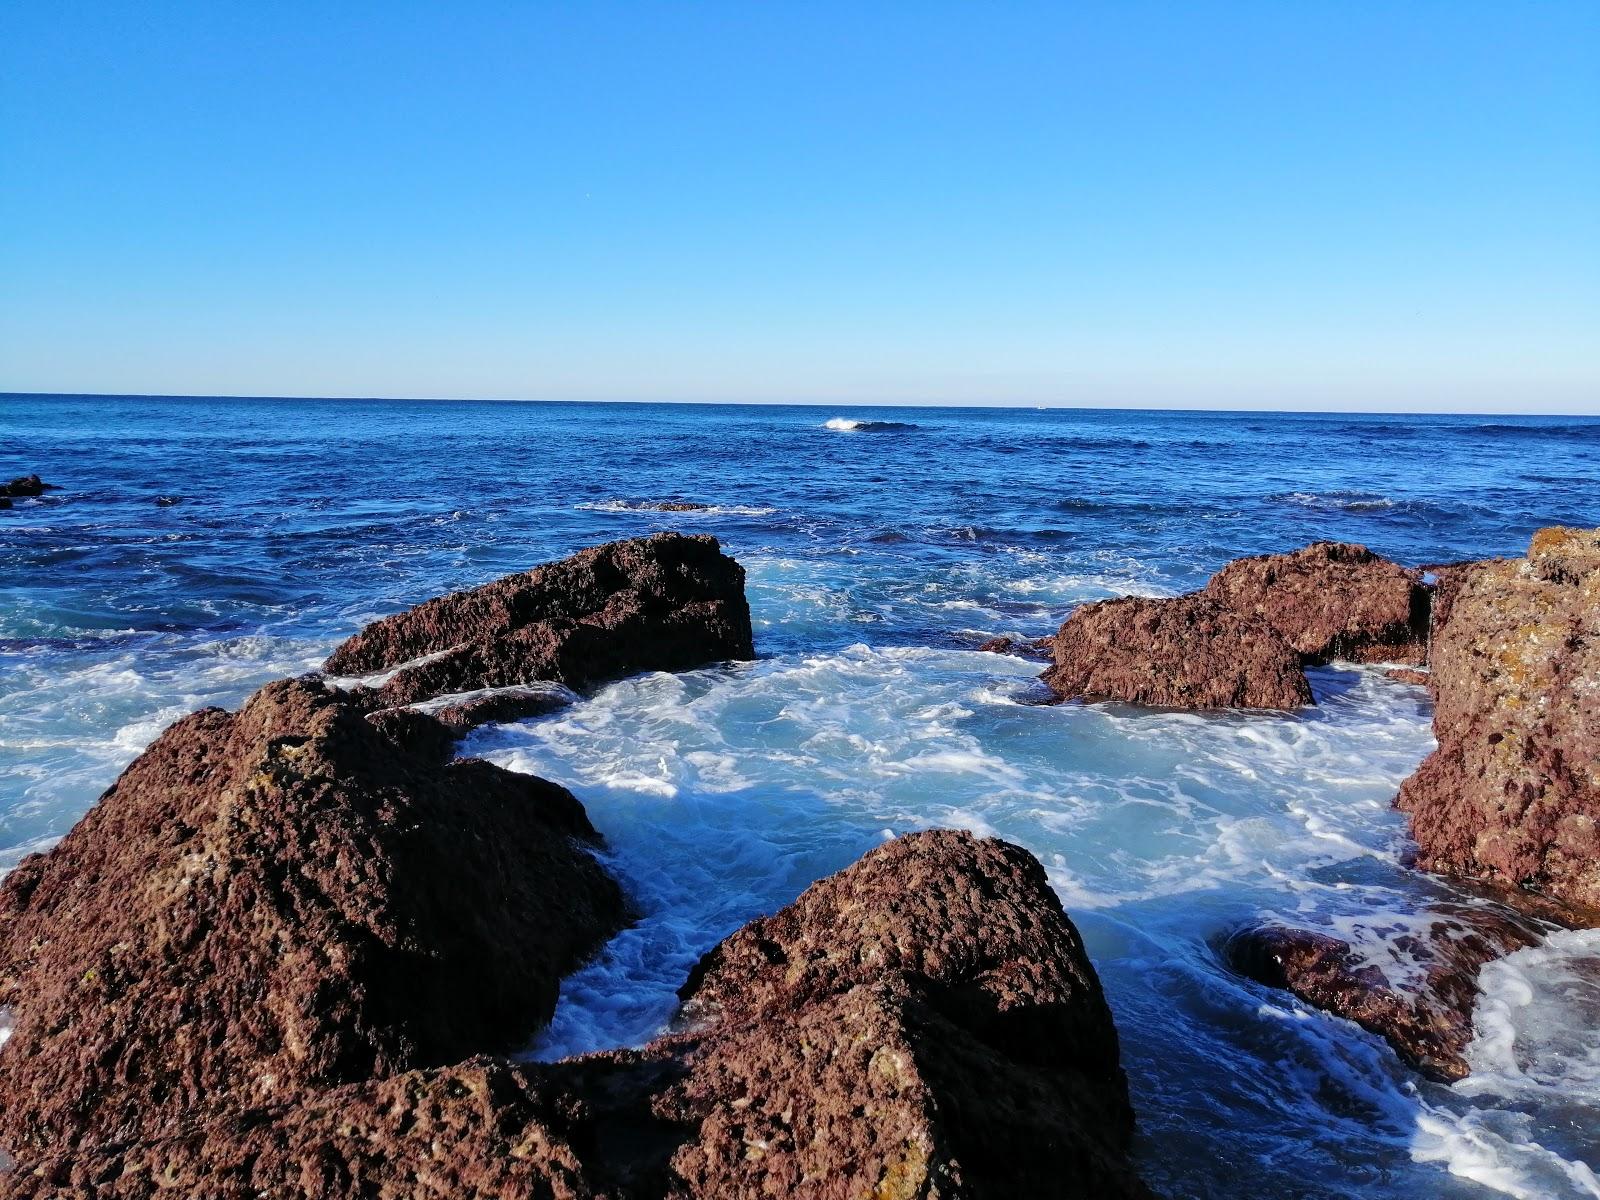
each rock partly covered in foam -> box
[323,532,754,706]
[8,832,1154,1199]
[1397,527,1600,918]
[1042,594,1313,710]
[1202,541,1429,664]
[0,677,625,1156]
[975,634,1054,660]
[1223,904,1545,1081]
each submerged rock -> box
[323,532,754,706]
[10,832,1154,1199]
[2,474,54,498]
[975,634,1054,660]
[1397,527,1600,918]
[1042,594,1313,710]
[0,677,625,1156]
[1223,904,1545,1081]
[432,685,574,731]
[1203,541,1429,664]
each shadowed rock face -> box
[1398,527,1600,918]
[1223,905,1545,1081]
[5,832,1154,1200]
[322,532,754,706]
[1203,541,1429,665]
[0,677,626,1157]
[1042,594,1313,710]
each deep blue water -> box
[3,394,1600,1197]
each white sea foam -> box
[461,639,1600,1195]
[1458,929,1600,1105]
[0,631,328,852]
[574,499,777,516]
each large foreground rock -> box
[1042,594,1313,710]
[0,678,625,1156]
[1397,527,1600,918]
[1203,541,1429,664]
[1223,904,1545,1081]
[7,832,1154,1199]
[323,532,754,706]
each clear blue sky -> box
[2,2,1596,411]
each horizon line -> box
[5,390,1599,420]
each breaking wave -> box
[823,417,920,432]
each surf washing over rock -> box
[5,395,1600,1198]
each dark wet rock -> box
[0,677,625,1156]
[10,832,1155,1200]
[433,685,573,732]
[975,635,1054,661]
[646,500,711,512]
[359,702,460,761]
[359,687,575,761]
[1386,667,1431,686]
[0,496,9,510]
[1042,594,1313,710]
[1223,904,1545,1081]
[154,495,183,507]
[1204,541,1429,665]
[1397,527,1600,919]
[2,475,55,498]
[323,533,754,707]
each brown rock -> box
[323,533,754,706]
[1421,559,1502,650]
[1223,904,1544,1081]
[1397,527,1600,917]
[1204,541,1429,664]
[1385,667,1431,686]
[0,1059,592,1200]
[0,677,625,1156]
[9,832,1154,1199]
[1042,594,1313,710]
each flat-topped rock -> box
[1042,594,1313,710]
[1203,541,1429,664]
[1398,527,1600,918]
[0,677,625,1156]
[323,532,754,706]
[8,832,1155,1199]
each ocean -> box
[3,393,1599,1197]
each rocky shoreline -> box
[0,526,1593,1195]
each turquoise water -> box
[4,394,1600,1196]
